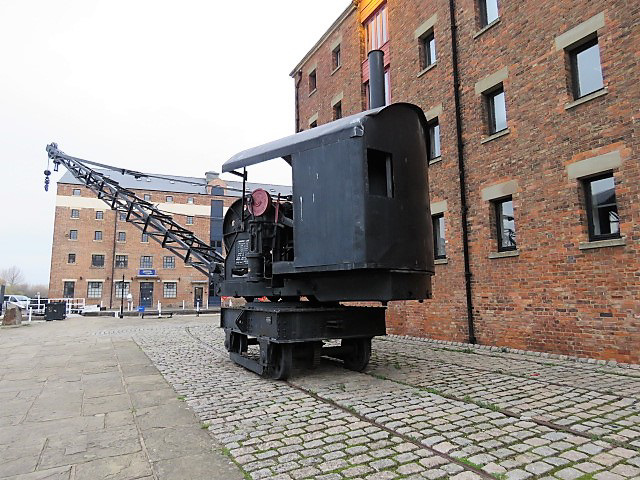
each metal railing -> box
[28,297,86,315]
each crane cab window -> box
[367,149,394,198]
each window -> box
[140,256,153,268]
[119,212,127,221]
[187,197,194,204]
[63,281,75,298]
[367,149,394,198]
[364,4,389,52]
[95,211,104,220]
[186,216,194,225]
[68,253,76,264]
[428,118,441,160]
[494,197,516,251]
[72,189,81,196]
[163,256,176,269]
[91,254,105,268]
[333,101,342,120]
[384,69,391,105]
[144,194,151,201]
[94,231,103,241]
[308,69,317,92]
[421,31,436,69]
[70,209,80,219]
[87,282,103,299]
[570,37,604,99]
[69,230,78,240]
[163,282,177,298]
[479,0,499,27]
[114,281,130,298]
[486,86,507,134]
[141,233,149,243]
[584,174,619,241]
[165,195,173,203]
[117,232,126,242]
[432,214,446,259]
[115,255,128,268]
[332,44,341,70]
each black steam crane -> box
[44,52,435,380]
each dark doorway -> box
[140,282,154,308]
[194,287,203,308]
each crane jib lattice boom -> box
[45,143,224,278]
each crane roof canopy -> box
[222,103,428,173]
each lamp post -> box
[119,274,125,318]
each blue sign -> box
[138,306,145,312]
[138,269,156,276]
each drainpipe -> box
[448,0,476,344]
[294,70,302,132]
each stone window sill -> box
[579,237,625,251]
[489,249,519,259]
[417,62,437,78]
[428,156,442,166]
[434,258,448,265]
[473,18,501,39]
[565,88,608,110]
[481,128,510,144]
[331,66,341,76]
[308,89,317,98]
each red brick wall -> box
[295,8,365,130]
[49,182,234,309]
[293,0,640,362]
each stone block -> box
[2,306,22,326]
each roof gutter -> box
[448,0,476,344]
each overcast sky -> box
[0,0,350,285]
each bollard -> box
[196,301,200,317]
[158,302,162,317]
[182,300,185,310]
[28,307,32,323]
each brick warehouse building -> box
[49,171,291,310]
[291,0,639,362]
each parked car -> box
[3,295,30,310]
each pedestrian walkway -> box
[0,316,243,480]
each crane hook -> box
[44,169,51,191]
[44,145,52,191]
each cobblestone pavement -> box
[126,319,640,480]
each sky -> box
[0,0,350,285]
